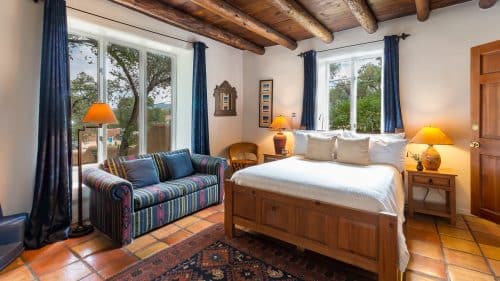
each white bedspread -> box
[231,156,409,271]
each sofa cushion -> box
[153,149,192,181]
[102,154,155,180]
[162,151,194,180]
[133,173,217,210]
[123,158,160,189]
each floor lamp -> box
[69,102,118,237]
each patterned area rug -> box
[111,224,376,281]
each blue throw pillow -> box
[123,158,160,189]
[162,152,195,180]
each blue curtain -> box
[25,0,72,249]
[191,42,210,155]
[300,50,317,130]
[383,36,404,132]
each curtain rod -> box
[65,5,207,47]
[297,33,410,57]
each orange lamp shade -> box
[410,126,453,145]
[82,102,118,125]
[270,115,291,131]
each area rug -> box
[110,224,376,281]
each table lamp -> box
[69,102,118,237]
[270,115,291,155]
[410,126,453,171]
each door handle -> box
[470,141,480,148]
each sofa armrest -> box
[191,154,228,202]
[83,168,133,202]
[0,213,28,245]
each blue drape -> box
[25,0,72,249]
[300,50,317,130]
[383,36,404,132]
[191,42,210,155]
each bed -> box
[225,156,408,281]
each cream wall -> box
[0,0,244,216]
[242,1,500,214]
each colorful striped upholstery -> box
[152,149,191,182]
[133,174,217,210]
[83,149,227,246]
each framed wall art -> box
[213,80,237,116]
[259,79,273,128]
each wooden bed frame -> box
[224,180,402,281]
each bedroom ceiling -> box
[109,0,496,54]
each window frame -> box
[68,29,177,165]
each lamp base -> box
[69,224,94,238]
[273,132,287,155]
[422,145,441,170]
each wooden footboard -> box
[224,180,401,281]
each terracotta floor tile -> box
[38,261,91,281]
[79,273,103,281]
[71,236,116,258]
[406,226,440,243]
[194,207,218,218]
[214,204,224,212]
[405,270,443,281]
[205,212,225,224]
[0,257,24,274]
[475,232,500,248]
[407,253,446,279]
[186,219,214,233]
[21,241,66,263]
[480,244,500,260]
[489,259,500,277]
[63,230,100,248]
[443,248,490,273]
[406,218,437,233]
[134,242,169,259]
[84,248,133,272]
[164,229,192,245]
[29,247,79,276]
[441,235,482,255]
[150,224,181,240]
[97,254,138,279]
[438,224,474,241]
[448,265,495,281]
[408,239,443,260]
[464,215,497,226]
[0,265,34,281]
[125,234,157,253]
[174,215,200,228]
[467,220,500,234]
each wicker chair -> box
[228,142,258,172]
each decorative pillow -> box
[162,151,195,180]
[305,135,336,161]
[342,131,405,140]
[336,137,370,165]
[123,158,160,189]
[370,138,408,172]
[293,131,309,155]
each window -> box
[324,53,383,133]
[69,32,175,165]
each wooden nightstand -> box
[263,153,290,163]
[407,167,457,225]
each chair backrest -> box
[228,142,258,162]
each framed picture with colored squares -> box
[259,79,273,128]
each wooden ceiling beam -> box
[108,0,265,55]
[190,0,297,50]
[270,0,333,43]
[479,0,497,8]
[343,0,378,34]
[415,0,430,21]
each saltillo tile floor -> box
[1,203,499,281]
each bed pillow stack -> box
[336,137,370,165]
[305,135,336,161]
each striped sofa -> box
[82,149,227,246]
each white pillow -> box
[305,135,336,161]
[293,131,309,155]
[369,138,408,172]
[342,131,405,140]
[336,137,370,165]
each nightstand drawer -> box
[412,175,450,187]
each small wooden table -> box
[407,167,457,225]
[263,153,290,163]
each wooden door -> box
[471,40,500,223]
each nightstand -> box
[263,153,290,163]
[407,167,457,225]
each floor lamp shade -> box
[82,102,118,125]
[270,116,291,155]
[411,126,453,170]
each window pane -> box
[356,57,382,133]
[69,34,99,166]
[146,53,172,153]
[106,43,140,157]
[329,62,351,130]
